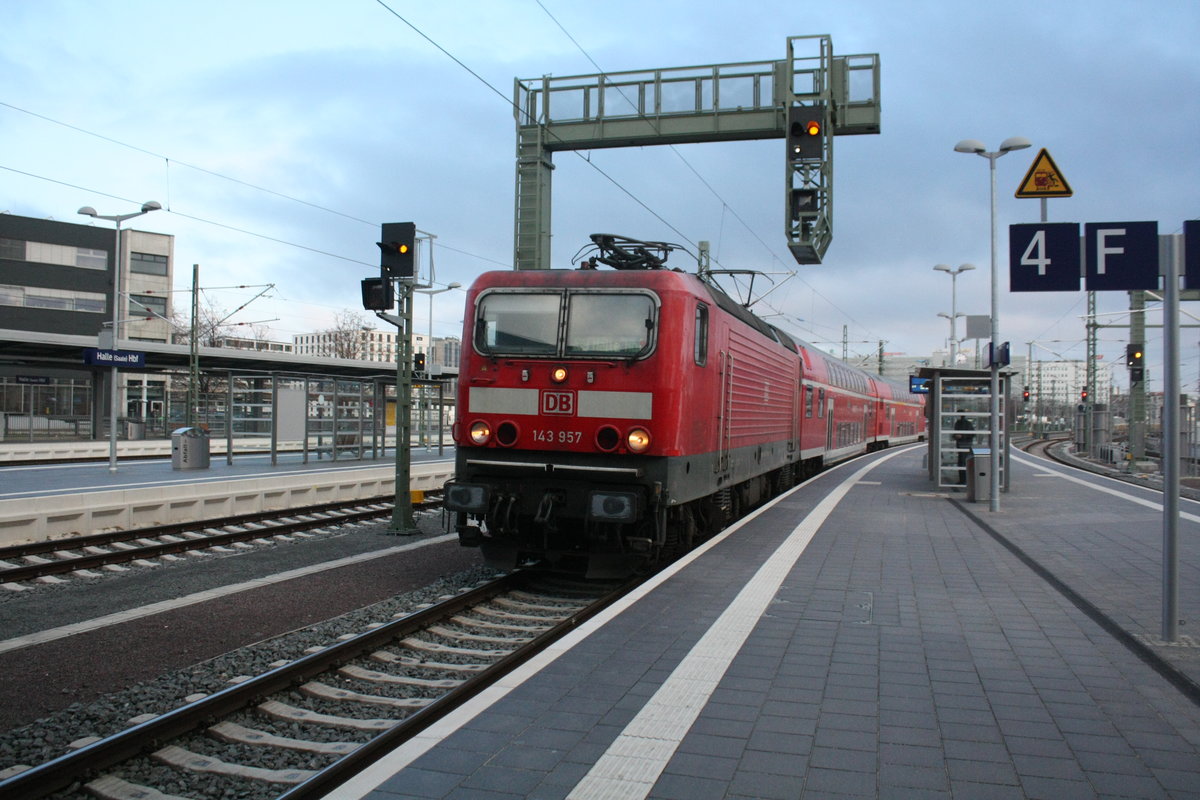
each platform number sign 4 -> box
[1009,223,1080,292]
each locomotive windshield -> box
[474,292,559,355]
[475,289,657,359]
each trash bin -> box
[125,419,146,440]
[171,426,210,470]
[966,447,991,503]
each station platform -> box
[331,444,1200,800]
[0,441,454,545]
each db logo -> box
[540,390,575,415]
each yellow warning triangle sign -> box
[1015,148,1073,198]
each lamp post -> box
[953,136,1030,512]
[933,263,975,364]
[414,282,461,448]
[78,201,162,473]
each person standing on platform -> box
[953,412,975,486]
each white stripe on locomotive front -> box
[469,387,653,420]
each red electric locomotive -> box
[443,235,924,576]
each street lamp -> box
[415,282,463,371]
[954,136,1030,512]
[414,282,461,449]
[933,263,975,364]
[78,201,162,473]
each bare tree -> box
[170,294,244,348]
[316,309,373,359]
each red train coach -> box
[443,236,925,576]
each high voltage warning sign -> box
[1015,148,1073,198]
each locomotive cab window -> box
[565,293,656,357]
[474,292,560,355]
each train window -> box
[474,292,560,355]
[565,293,656,357]
[817,388,825,417]
[805,385,813,418]
[694,303,709,366]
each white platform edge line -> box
[566,448,907,800]
[328,446,915,800]
[1011,452,1200,522]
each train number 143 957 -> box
[533,429,582,445]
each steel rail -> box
[277,574,641,800]
[0,495,402,560]
[0,572,525,800]
[0,503,404,583]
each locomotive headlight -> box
[468,420,492,445]
[551,367,568,383]
[626,427,651,453]
[588,491,639,522]
[445,482,489,513]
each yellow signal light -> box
[805,120,821,136]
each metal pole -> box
[1027,342,1033,433]
[1036,359,1043,437]
[390,279,418,534]
[950,270,959,365]
[188,264,199,428]
[438,381,446,457]
[226,370,234,465]
[1130,291,1147,459]
[1086,291,1096,455]
[1162,234,1180,642]
[987,155,1001,512]
[108,221,122,473]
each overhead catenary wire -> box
[7,8,878,348]
[528,1,882,345]
[372,0,700,250]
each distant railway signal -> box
[1126,343,1145,383]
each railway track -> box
[1018,434,1070,461]
[1018,434,1200,501]
[0,570,634,800]
[0,496,434,587]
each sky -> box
[3,0,1199,392]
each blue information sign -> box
[1185,220,1200,291]
[1084,221,1158,291]
[909,375,930,394]
[1009,223,1080,292]
[84,348,146,367]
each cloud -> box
[3,0,1199,387]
